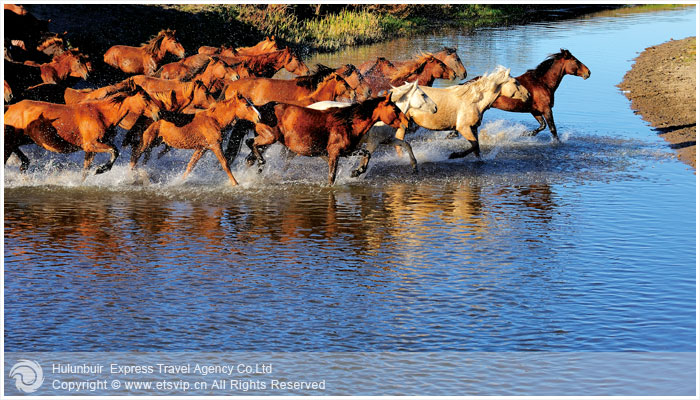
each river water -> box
[3,6,696,395]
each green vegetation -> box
[165,4,635,53]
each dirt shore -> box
[619,37,696,169]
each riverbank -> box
[26,4,624,56]
[619,37,696,169]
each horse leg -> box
[350,149,371,178]
[449,125,481,160]
[11,148,31,172]
[527,114,547,137]
[89,142,119,175]
[388,138,418,173]
[224,120,253,165]
[251,124,278,172]
[327,153,339,185]
[210,144,238,186]
[393,125,407,157]
[82,152,96,181]
[182,148,206,181]
[130,122,160,169]
[543,109,560,142]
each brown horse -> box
[335,64,372,101]
[217,47,309,78]
[198,45,238,57]
[4,85,161,174]
[223,72,355,106]
[5,49,90,91]
[4,80,13,103]
[363,54,456,94]
[131,75,215,111]
[64,78,136,104]
[131,92,261,186]
[189,58,245,94]
[103,29,185,75]
[362,48,468,80]
[154,53,212,80]
[489,49,590,141]
[248,93,409,184]
[236,36,280,56]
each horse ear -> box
[385,91,392,101]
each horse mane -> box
[179,57,215,81]
[142,29,175,55]
[108,82,146,105]
[441,47,457,55]
[390,53,437,80]
[455,66,510,101]
[529,49,571,78]
[294,64,335,89]
[331,96,383,122]
[37,35,64,51]
[365,57,394,75]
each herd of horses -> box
[4,5,591,185]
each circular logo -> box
[9,359,45,393]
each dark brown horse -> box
[4,84,161,174]
[131,92,261,186]
[489,49,590,141]
[248,93,409,184]
[217,47,309,78]
[103,29,185,75]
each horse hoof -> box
[411,167,418,174]
[19,164,29,173]
[95,165,111,175]
[446,131,459,139]
[350,169,363,178]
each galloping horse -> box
[487,49,590,141]
[5,49,90,91]
[308,81,439,177]
[397,66,530,161]
[223,72,356,106]
[360,48,467,80]
[248,93,409,184]
[363,54,456,94]
[189,58,245,94]
[103,29,185,75]
[131,75,215,111]
[4,84,161,175]
[130,92,261,186]
[217,47,309,78]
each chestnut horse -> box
[248,93,409,184]
[103,29,185,75]
[131,75,215,111]
[488,49,590,141]
[4,85,161,174]
[4,80,13,103]
[236,36,279,56]
[362,54,456,94]
[223,72,356,106]
[334,64,372,101]
[189,58,247,94]
[217,47,309,78]
[64,78,135,104]
[4,49,90,91]
[154,53,211,80]
[360,48,468,80]
[130,92,261,186]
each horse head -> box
[150,29,185,59]
[488,66,529,103]
[390,81,437,115]
[192,80,216,108]
[337,64,372,101]
[425,55,457,81]
[225,91,261,124]
[62,50,91,79]
[377,92,410,129]
[438,47,467,80]
[328,74,356,103]
[560,49,591,80]
[124,85,161,121]
[282,48,310,76]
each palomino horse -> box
[488,49,590,141]
[247,93,410,185]
[130,92,261,186]
[360,48,468,80]
[396,66,529,161]
[217,47,309,78]
[4,85,161,174]
[103,29,185,75]
[4,49,90,91]
[308,80,439,177]
[362,54,457,94]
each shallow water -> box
[4,4,696,378]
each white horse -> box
[308,80,438,177]
[396,65,530,161]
